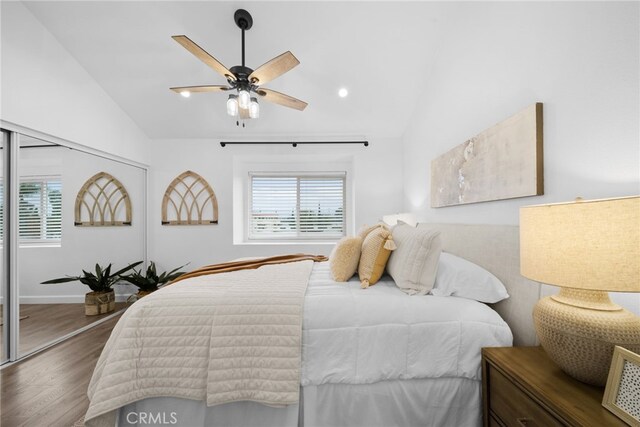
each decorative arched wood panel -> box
[161,171,218,225]
[75,172,132,226]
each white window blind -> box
[18,178,62,242]
[249,173,346,240]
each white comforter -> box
[94,261,512,427]
[301,262,512,385]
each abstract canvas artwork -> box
[431,103,543,207]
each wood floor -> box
[0,303,126,356]
[1,314,121,427]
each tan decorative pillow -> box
[329,236,363,282]
[357,223,388,241]
[358,226,397,288]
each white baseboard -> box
[7,294,132,304]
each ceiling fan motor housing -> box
[228,65,255,91]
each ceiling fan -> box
[170,9,308,126]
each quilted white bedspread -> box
[85,260,315,427]
[301,262,513,385]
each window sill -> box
[20,242,62,249]
[0,243,62,249]
[236,240,338,246]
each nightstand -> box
[482,346,626,427]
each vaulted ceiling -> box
[22,1,460,139]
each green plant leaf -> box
[160,263,189,286]
[112,261,143,278]
[42,261,143,292]
[41,276,80,284]
[118,261,188,290]
[166,263,188,277]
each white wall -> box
[0,2,150,163]
[148,138,403,270]
[401,2,639,313]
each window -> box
[17,178,62,243]
[249,173,346,240]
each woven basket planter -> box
[85,290,115,316]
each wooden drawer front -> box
[489,366,563,427]
[489,415,504,427]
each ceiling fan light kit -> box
[249,97,259,118]
[226,94,238,116]
[238,89,251,109]
[171,9,307,128]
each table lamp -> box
[520,196,640,386]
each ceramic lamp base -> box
[533,288,640,386]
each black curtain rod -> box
[0,144,63,149]
[220,141,369,148]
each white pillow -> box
[431,252,509,303]
[386,223,442,295]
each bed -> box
[85,223,540,427]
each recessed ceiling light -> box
[180,90,191,98]
[338,88,349,98]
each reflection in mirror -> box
[16,135,146,357]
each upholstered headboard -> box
[417,223,540,346]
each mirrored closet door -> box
[0,128,147,362]
[0,130,7,364]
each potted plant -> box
[120,261,187,300]
[42,261,142,315]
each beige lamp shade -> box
[520,195,639,292]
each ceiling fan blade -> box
[248,51,299,86]
[256,88,308,111]
[170,85,231,94]
[172,35,236,81]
